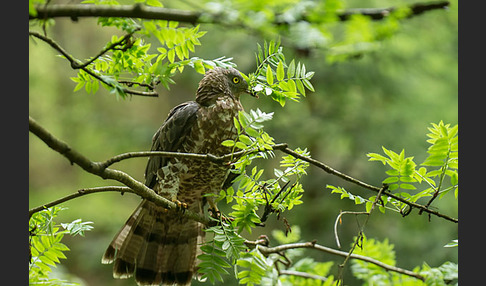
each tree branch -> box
[99,143,289,168]
[30,3,202,24]
[29,114,456,224]
[337,1,450,21]
[253,241,425,281]
[29,2,450,23]
[278,270,328,282]
[280,147,458,223]
[28,116,208,224]
[29,186,132,217]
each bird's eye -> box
[232,77,240,84]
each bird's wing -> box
[144,101,199,188]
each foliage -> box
[328,121,458,216]
[213,41,315,234]
[351,235,458,286]
[190,0,414,62]
[29,0,420,100]
[247,39,314,106]
[197,220,246,284]
[69,18,220,98]
[366,121,458,214]
[29,0,457,285]
[29,207,94,285]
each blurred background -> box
[29,0,457,285]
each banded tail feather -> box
[102,200,205,286]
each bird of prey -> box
[102,67,254,285]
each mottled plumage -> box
[102,67,252,285]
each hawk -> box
[102,67,254,285]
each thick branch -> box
[30,2,450,23]
[30,4,202,24]
[254,241,425,281]
[28,116,208,224]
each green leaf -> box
[167,49,175,63]
[239,135,252,146]
[383,176,399,184]
[444,239,458,248]
[222,140,235,147]
[73,80,85,92]
[266,64,274,85]
[385,169,399,176]
[146,0,163,7]
[399,183,416,190]
[295,79,305,96]
[302,79,314,92]
[235,142,247,150]
[388,183,399,191]
[276,61,285,82]
[245,127,260,138]
[194,60,205,74]
[287,59,296,78]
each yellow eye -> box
[232,77,240,84]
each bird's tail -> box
[102,199,205,286]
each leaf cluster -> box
[219,109,307,233]
[236,249,270,286]
[196,0,415,62]
[328,121,458,217]
[60,0,238,98]
[29,207,94,285]
[366,121,458,213]
[247,39,315,106]
[69,18,210,98]
[197,221,246,284]
[327,185,390,214]
[351,235,458,286]
[199,109,311,283]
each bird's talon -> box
[172,199,188,212]
[208,207,221,219]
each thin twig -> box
[74,29,140,69]
[333,211,369,249]
[337,186,387,284]
[278,270,328,282]
[28,31,158,97]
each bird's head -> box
[196,67,256,106]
